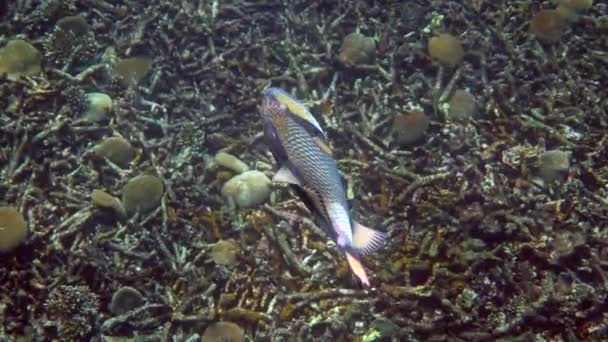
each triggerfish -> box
[259,87,385,286]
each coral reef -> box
[44,285,99,340]
[0,0,607,340]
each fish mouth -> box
[262,88,283,116]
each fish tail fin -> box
[352,221,386,256]
[345,251,370,287]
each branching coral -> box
[44,285,99,340]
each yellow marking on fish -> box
[273,111,289,142]
[313,136,332,156]
[345,252,370,287]
[275,92,324,133]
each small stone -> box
[538,150,570,183]
[448,89,477,121]
[0,39,42,81]
[201,321,245,342]
[83,93,112,122]
[113,56,153,86]
[209,239,240,266]
[214,151,249,174]
[529,10,567,44]
[338,32,376,66]
[0,206,28,252]
[221,170,271,208]
[392,111,430,146]
[122,174,164,216]
[428,33,464,66]
[92,136,135,169]
[91,189,126,219]
[109,286,145,315]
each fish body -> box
[260,87,385,286]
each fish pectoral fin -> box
[272,166,301,185]
[345,251,370,287]
[352,221,386,255]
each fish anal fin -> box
[352,221,386,255]
[272,166,301,185]
[345,251,370,287]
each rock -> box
[0,39,42,81]
[109,286,145,315]
[221,170,271,208]
[529,10,567,44]
[91,189,126,219]
[209,239,240,266]
[201,321,245,342]
[83,93,113,122]
[92,136,135,168]
[338,32,376,66]
[448,89,477,121]
[113,56,153,86]
[214,151,249,174]
[122,175,164,216]
[0,206,28,252]
[392,111,430,146]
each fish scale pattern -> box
[284,117,347,212]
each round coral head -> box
[428,33,464,66]
[530,10,567,43]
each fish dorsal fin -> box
[352,221,386,255]
[291,114,328,140]
[272,88,328,139]
[272,166,301,185]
